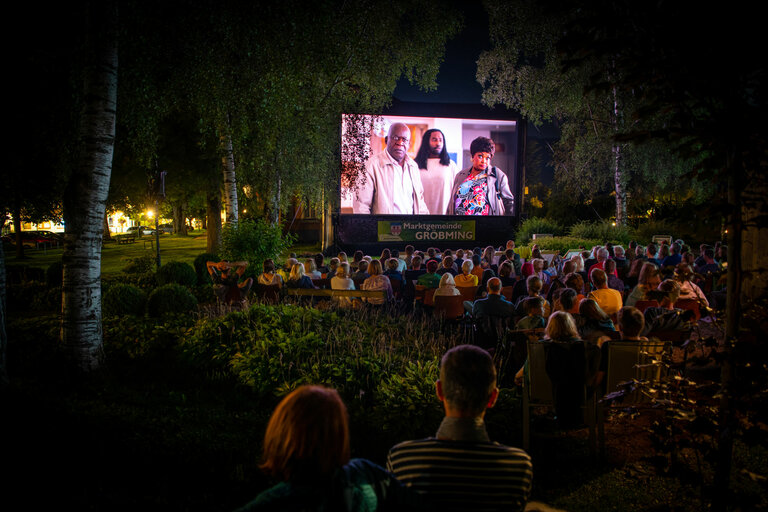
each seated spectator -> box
[470,254,484,282]
[352,250,364,268]
[455,259,479,288]
[625,262,661,307]
[694,248,720,277]
[380,248,392,266]
[587,248,616,278]
[304,258,322,280]
[515,275,551,317]
[587,268,623,316]
[481,246,498,273]
[337,251,348,264]
[515,311,599,428]
[257,258,283,288]
[286,263,317,289]
[498,261,517,287]
[557,288,580,316]
[436,255,458,276]
[234,385,416,511]
[661,242,682,269]
[350,260,370,282]
[387,345,532,512]
[277,258,297,284]
[498,246,522,276]
[391,249,407,272]
[417,259,441,289]
[435,272,461,297]
[331,262,357,308]
[404,245,415,268]
[563,271,586,299]
[510,261,534,304]
[604,259,625,293]
[612,245,629,276]
[314,253,330,275]
[327,257,340,278]
[384,257,406,290]
[616,306,647,341]
[515,296,546,330]
[642,279,695,336]
[577,298,616,344]
[453,249,465,271]
[404,255,426,282]
[361,259,393,305]
[674,263,709,307]
[467,277,515,320]
[207,259,253,303]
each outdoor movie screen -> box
[340,114,518,216]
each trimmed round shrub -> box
[123,254,155,274]
[102,283,147,317]
[156,261,196,287]
[46,260,63,287]
[147,284,198,317]
[193,252,219,285]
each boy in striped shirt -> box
[387,345,533,511]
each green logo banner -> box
[377,220,476,242]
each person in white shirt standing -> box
[414,128,458,215]
[354,122,429,215]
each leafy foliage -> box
[220,219,296,278]
[122,254,156,274]
[156,261,197,287]
[567,221,632,246]
[193,252,219,285]
[102,283,147,317]
[516,217,566,244]
[147,284,198,317]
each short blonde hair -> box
[368,259,383,276]
[336,262,350,278]
[545,311,579,341]
[289,263,306,281]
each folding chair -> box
[522,339,596,454]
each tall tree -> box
[476,0,700,225]
[60,0,118,371]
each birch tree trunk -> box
[221,133,238,226]
[60,0,118,372]
[611,82,627,225]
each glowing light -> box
[147,210,154,218]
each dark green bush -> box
[156,261,197,287]
[568,220,632,245]
[103,283,147,317]
[147,284,198,317]
[516,217,566,244]
[220,219,296,280]
[5,265,45,284]
[193,252,219,285]
[123,254,156,274]
[6,283,50,312]
[46,260,63,287]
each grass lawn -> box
[3,231,321,276]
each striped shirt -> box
[387,419,533,512]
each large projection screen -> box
[340,114,518,216]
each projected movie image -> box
[340,114,518,216]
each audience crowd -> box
[232,237,725,511]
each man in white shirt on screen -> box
[414,128,458,215]
[354,122,429,215]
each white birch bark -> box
[611,82,627,225]
[221,133,238,226]
[60,0,118,372]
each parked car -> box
[158,223,173,234]
[126,226,156,236]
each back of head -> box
[564,272,583,292]
[499,261,513,278]
[440,345,497,416]
[260,385,350,482]
[613,245,625,258]
[314,253,325,268]
[387,257,400,272]
[618,306,645,338]
[411,255,422,269]
[559,288,577,311]
[487,276,502,294]
[590,268,607,288]
[604,259,616,274]
[368,259,383,276]
[263,258,275,273]
[358,260,369,273]
[524,296,544,315]
[439,272,456,288]
[579,298,609,322]
[526,275,542,295]
[426,259,439,273]
[545,311,579,341]
[290,263,305,280]
[658,279,681,303]
[462,259,473,274]
[337,262,350,278]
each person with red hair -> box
[234,385,416,511]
